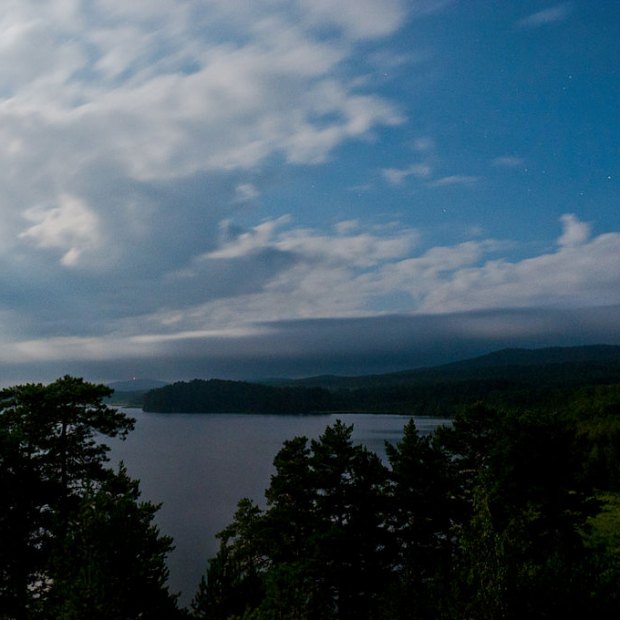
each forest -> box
[142,346,620,415]
[1,372,620,618]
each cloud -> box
[0,0,405,272]
[0,1,617,383]
[412,137,435,152]
[262,215,611,320]
[19,195,101,267]
[205,217,293,260]
[557,213,591,248]
[2,305,618,382]
[383,163,432,185]
[429,175,479,187]
[415,218,619,313]
[0,0,414,361]
[516,4,573,28]
[234,183,260,204]
[300,0,407,39]
[1,209,619,380]
[109,214,620,340]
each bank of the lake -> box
[107,410,449,605]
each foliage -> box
[584,492,620,618]
[192,421,393,619]
[141,346,620,416]
[192,403,620,619]
[5,368,620,617]
[48,465,178,619]
[144,379,334,414]
[383,420,456,618]
[437,405,602,619]
[570,384,620,490]
[0,376,180,619]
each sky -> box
[0,0,619,384]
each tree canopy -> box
[0,376,180,619]
[3,373,620,618]
[192,404,620,619]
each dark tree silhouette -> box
[0,376,180,619]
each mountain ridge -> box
[141,345,620,415]
[262,345,620,389]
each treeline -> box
[3,375,620,618]
[191,399,620,619]
[0,377,182,619]
[142,358,620,415]
[143,379,333,413]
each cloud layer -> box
[0,1,618,382]
[1,0,405,269]
[2,209,619,380]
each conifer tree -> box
[0,376,180,619]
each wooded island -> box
[141,345,620,415]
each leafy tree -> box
[0,376,179,619]
[192,421,392,620]
[192,404,620,619]
[262,436,315,564]
[0,376,133,518]
[191,498,265,620]
[305,421,392,619]
[383,419,455,619]
[48,464,178,619]
[0,417,53,617]
[144,379,334,414]
[438,405,602,618]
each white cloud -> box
[417,217,618,313]
[516,4,573,28]
[2,210,619,371]
[19,195,101,267]
[383,163,432,185]
[300,0,407,40]
[334,220,360,234]
[234,183,260,203]
[276,227,418,268]
[138,213,620,338]
[429,175,479,187]
[0,0,406,268]
[0,1,616,377]
[206,216,418,267]
[557,213,591,248]
[184,217,606,329]
[205,217,292,260]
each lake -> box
[107,410,450,605]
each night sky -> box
[1,1,619,384]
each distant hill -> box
[108,379,169,392]
[436,344,620,370]
[141,345,620,415]
[267,345,620,390]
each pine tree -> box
[48,465,178,619]
[0,376,180,619]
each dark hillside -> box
[271,345,620,390]
[140,346,620,414]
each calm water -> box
[107,410,449,605]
